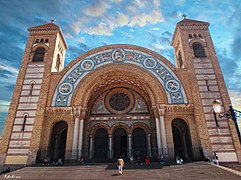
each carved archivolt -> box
[52,46,188,106]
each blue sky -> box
[0,0,241,135]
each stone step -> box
[0,162,240,180]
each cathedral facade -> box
[0,18,240,166]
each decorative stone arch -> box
[51,45,188,107]
[49,119,69,135]
[73,64,164,110]
[189,39,206,47]
[171,117,189,126]
[111,122,130,134]
[32,43,49,51]
[88,78,151,115]
[130,122,151,134]
[90,123,111,135]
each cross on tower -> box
[182,14,187,19]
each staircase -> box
[0,162,240,180]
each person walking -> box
[117,156,124,175]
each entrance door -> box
[114,128,127,157]
[94,128,108,158]
[48,121,68,162]
[132,128,147,158]
[172,119,193,159]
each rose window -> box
[109,93,130,111]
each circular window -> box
[105,88,135,114]
[109,93,130,111]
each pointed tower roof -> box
[28,21,68,49]
[28,23,60,31]
[177,18,209,26]
[171,17,209,46]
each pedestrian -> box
[176,155,183,165]
[78,156,84,165]
[43,156,50,166]
[212,152,219,165]
[145,156,150,164]
[136,156,142,165]
[185,154,191,163]
[117,156,124,175]
[159,155,164,165]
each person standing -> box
[117,156,124,175]
[213,152,219,165]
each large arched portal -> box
[172,119,193,159]
[132,128,147,158]
[114,128,127,158]
[50,45,190,161]
[48,121,68,161]
[94,128,108,158]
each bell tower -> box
[172,17,241,162]
[0,21,67,165]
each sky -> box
[0,0,241,135]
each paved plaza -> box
[0,162,240,180]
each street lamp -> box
[212,99,241,144]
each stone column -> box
[147,133,152,157]
[158,106,168,155]
[108,134,113,159]
[72,106,81,159]
[78,119,84,158]
[89,134,94,158]
[78,107,86,158]
[155,117,162,156]
[128,134,132,158]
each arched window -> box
[192,43,206,58]
[178,51,183,68]
[32,48,45,62]
[55,54,61,71]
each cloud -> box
[128,9,164,27]
[70,0,164,36]
[229,90,241,111]
[217,47,241,92]
[0,100,10,113]
[83,1,110,17]
[146,31,175,64]
[0,62,19,85]
[65,43,92,64]
[113,0,122,3]
[0,62,19,75]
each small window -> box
[21,115,27,131]
[198,34,202,38]
[45,39,49,43]
[189,34,192,38]
[178,51,183,68]
[193,42,206,58]
[193,34,197,38]
[55,54,61,71]
[35,39,40,43]
[40,39,44,43]
[32,48,45,62]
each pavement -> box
[0,162,241,180]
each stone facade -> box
[0,18,240,166]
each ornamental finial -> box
[50,19,55,23]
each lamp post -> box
[212,99,241,144]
